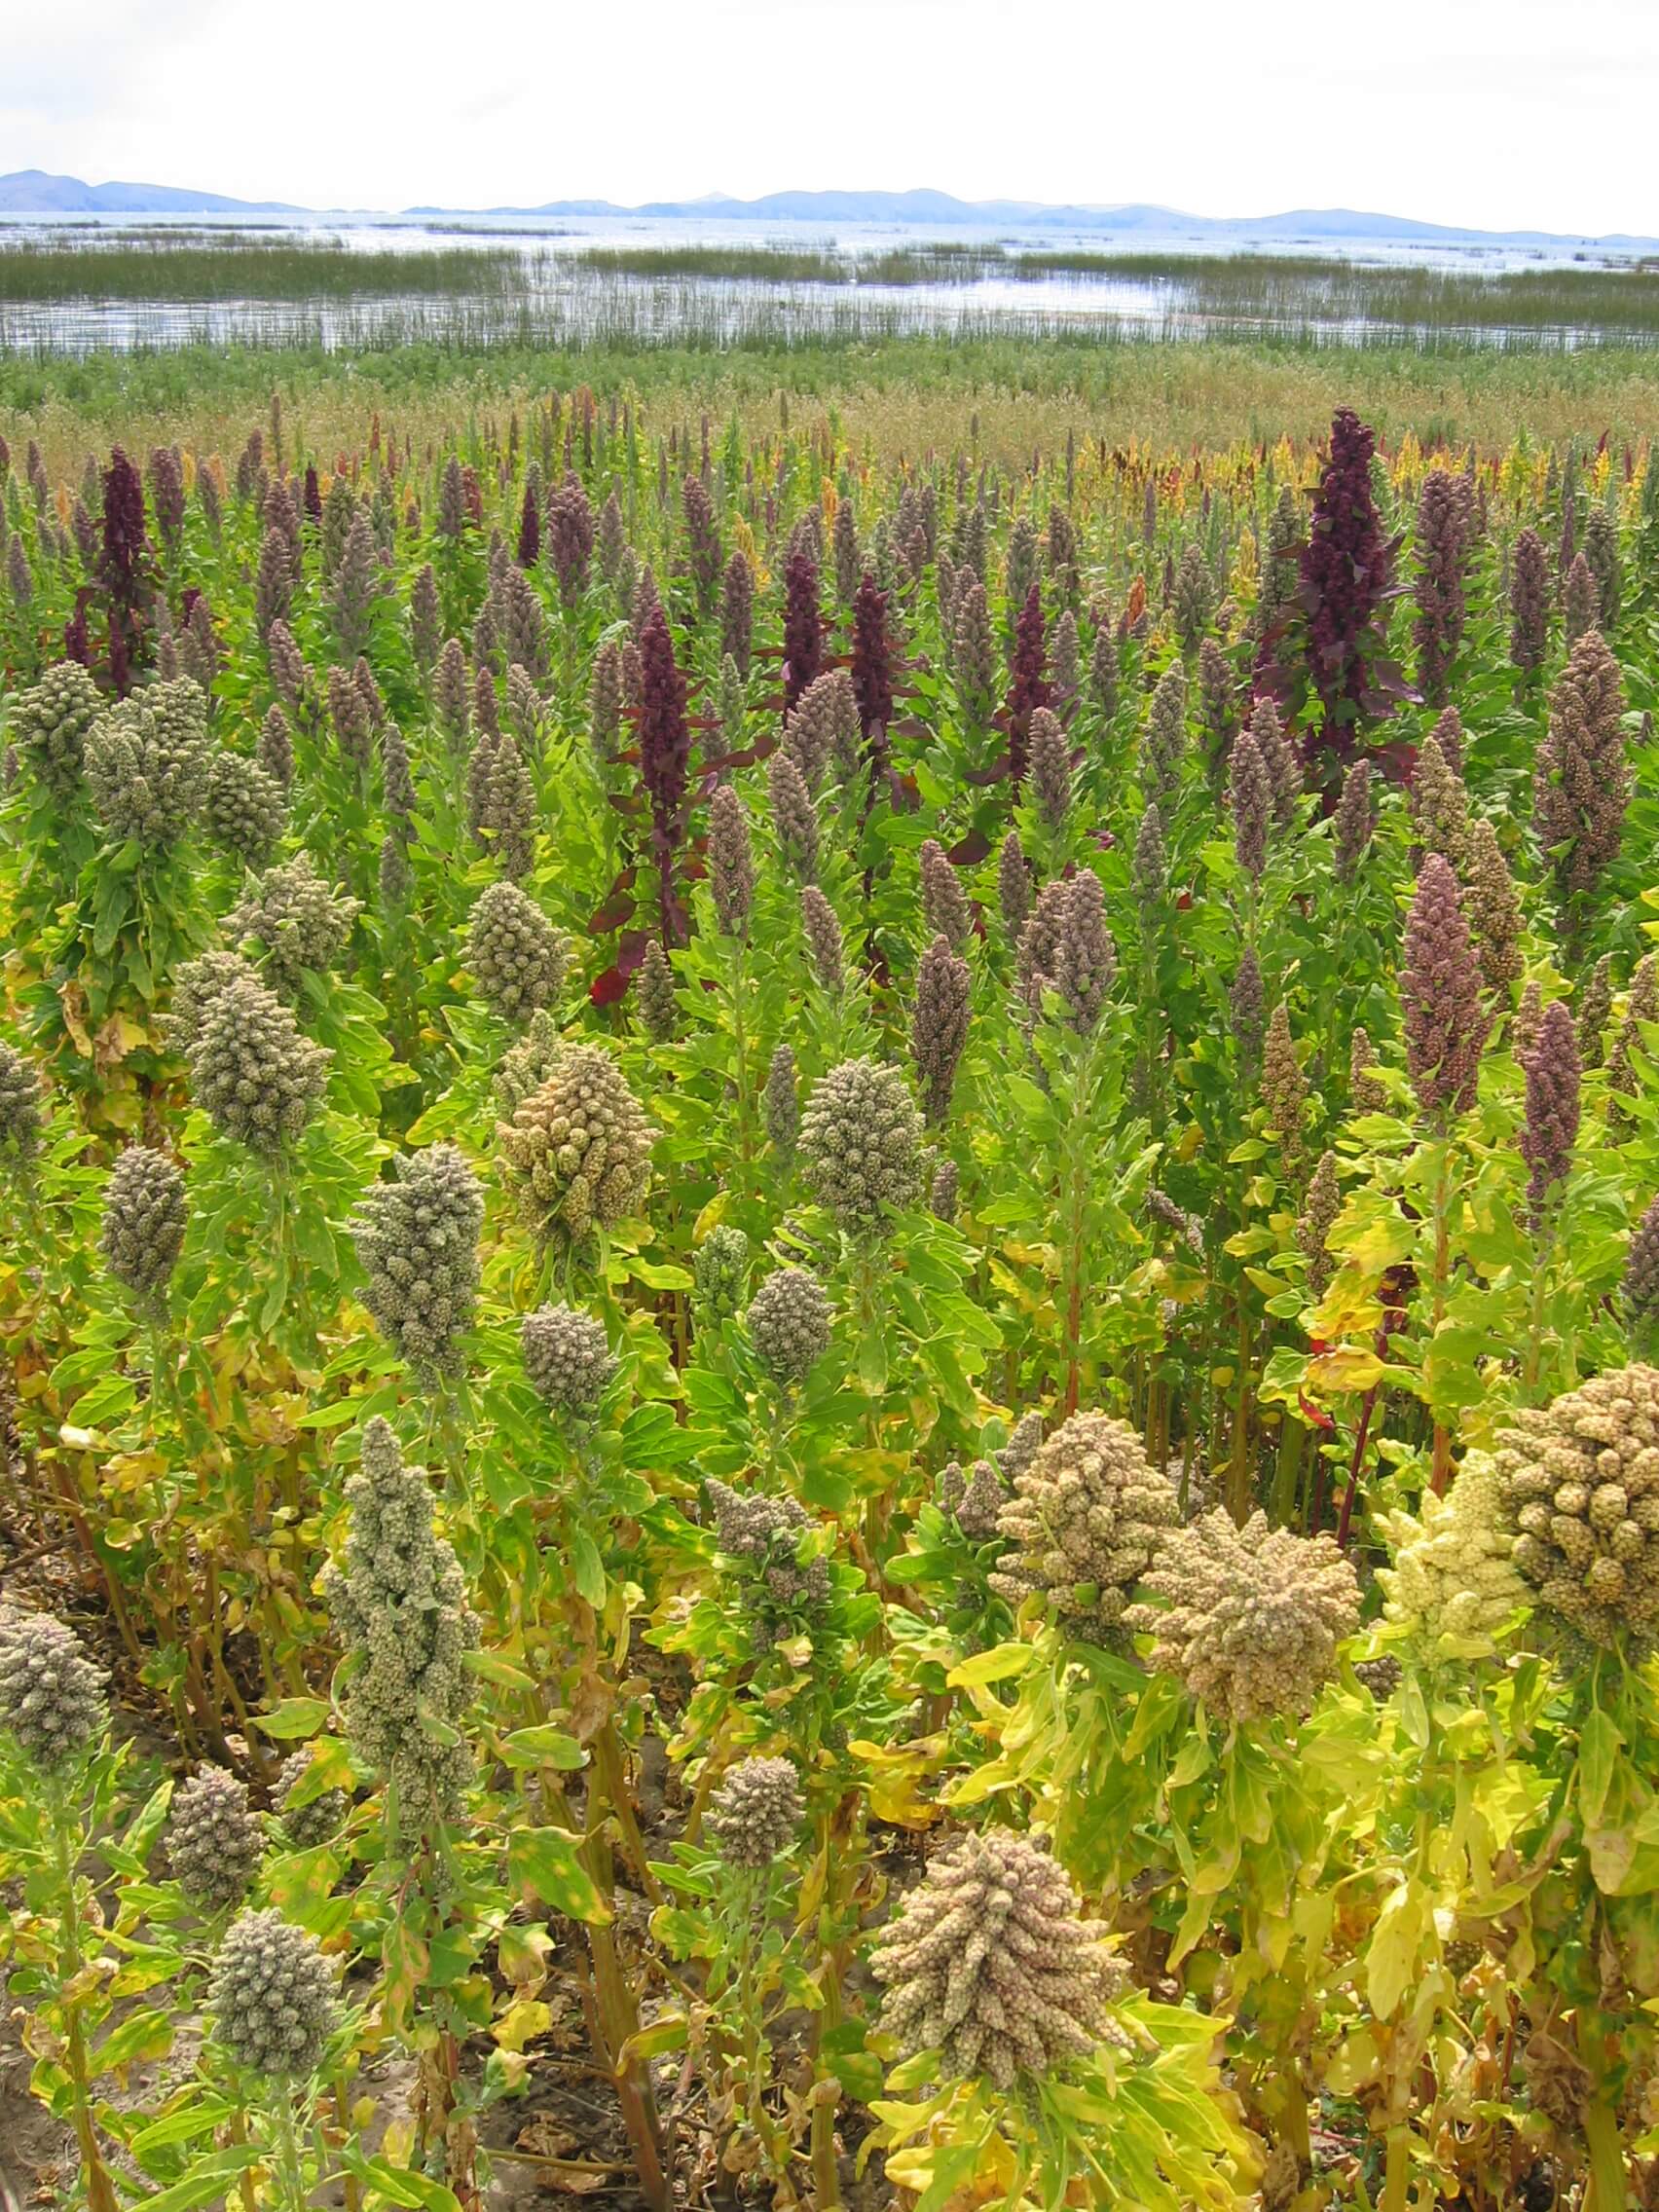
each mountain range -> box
[1,170,1651,247]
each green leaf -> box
[462,1648,536,1691]
[129,2148,263,2212]
[499,1724,587,1771]
[571,1525,607,1608]
[129,2098,235,2159]
[339,2150,463,2212]
[507,1825,612,1924]
[252,1697,332,1741]
[92,2007,174,2074]
[1579,1707,1624,1828]
[946,1643,1032,1689]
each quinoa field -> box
[3,353,1659,2212]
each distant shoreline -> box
[0,170,1652,250]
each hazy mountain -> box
[0,171,1648,247]
[487,188,1652,246]
[0,168,301,215]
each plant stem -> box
[582,1768,671,2211]
[273,2096,307,2212]
[51,1805,118,2212]
[1428,1142,1454,1495]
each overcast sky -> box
[5,0,1656,235]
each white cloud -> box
[3,0,1656,234]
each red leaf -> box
[587,891,637,934]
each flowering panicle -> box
[997,830,1031,943]
[721,549,755,675]
[707,1756,804,1868]
[87,678,211,850]
[350,1145,483,1378]
[990,1411,1178,1641]
[1029,708,1071,830]
[1173,542,1215,653]
[545,473,594,605]
[0,1609,108,1771]
[763,1044,798,1158]
[1410,733,1470,872]
[1578,954,1613,1068]
[800,886,846,995]
[1131,803,1167,920]
[521,1303,618,1419]
[274,1750,350,1849]
[920,838,971,948]
[209,1910,340,2082]
[782,547,824,714]
[851,572,895,771]
[101,1145,187,1312]
[693,1227,749,1324]
[321,1417,479,1814]
[326,666,373,779]
[1128,1509,1359,1721]
[1229,729,1272,883]
[1143,662,1188,809]
[498,1044,654,1247]
[1401,855,1489,1124]
[1198,636,1237,768]
[1495,1366,1659,1647]
[167,1767,262,1911]
[205,747,287,868]
[871,1828,1125,2090]
[1624,1198,1659,1341]
[1562,553,1598,648]
[1414,467,1476,706]
[764,748,818,884]
[1534,628,1629,900]
[1225,945,1264,1068]
[1049,870,1117,1035]
[636,939,678,1040]
[1520,993,1582,1226]
[257,705,294,789]
[704,1479,830,1641]
[800,1057,922,1234]
[1298,1150,1342,1301]
[0,1040,43,1177]
[953,581,998,728]
[1299,407,1395,762]
[784,668,857,793]
[1004,584,1051,784]
[1005,515,1040,618]
[12,659,102,802]
[1462,818,1524,995]
[1331,758,1376,883]
[1377,1453,1524,1654]
[747,1268,832,1385]
[708,782,756,939]
[230,853,359,1000]
[911,936,972,1124]
[467,881,566,1024]
[1509,527,1550,673]
[1261,1001,1308,1157]
[1348,1025,1385,1112]
[186,973,331,1153]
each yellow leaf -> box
[491,1999,553,2054]
[1305,1347,1384,1396]
[692,1192,729,1240]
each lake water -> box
[0,210,1649,354]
